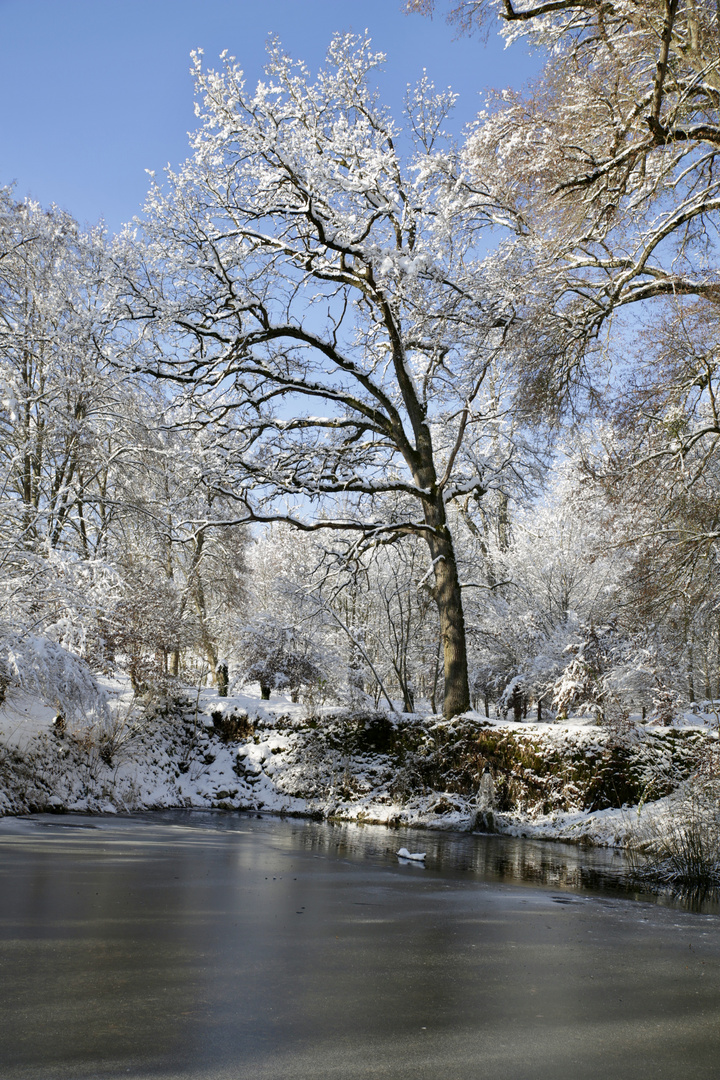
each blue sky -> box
[0,0,537,233]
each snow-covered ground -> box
[0,676,717,850]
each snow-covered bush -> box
[0,628,109,729]
[237,613,328,701]
[629,769,720,891]
[551,623,683,728]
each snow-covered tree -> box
[460,459,630,718]
[121,35,540,718]
[407,0,720,720]
[237,613,327,700]
[0,188,132,559]
[304,532,442,712]
[0,189,251,710]
[413,2,720,408]
[237,525,338,700]
[103,414,251,691]
[0,190,129,720]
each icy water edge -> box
[0,810,719,1080]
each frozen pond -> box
[1,811,720,1079]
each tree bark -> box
[432,547,470,719]
[430,636,442,715]
[422,492,470,719]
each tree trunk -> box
[513,691,522,723]
[428,529,470,719]
[216,662,229,697]
[430,636,442,715]
[392,661,415,713]
[417,480,471,719]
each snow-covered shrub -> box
[628,775,720,891]
[498,675,529,721]
[550,623,683,730]
[237,613,328,701]
[1,629,109,729]
[629,744,720,891]
[552,632,608,721]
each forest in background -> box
[2,0,720,740]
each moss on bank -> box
[0,697,715,834]
[261,711,713,824]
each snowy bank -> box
[0,679,717,850]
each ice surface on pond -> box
[0,813,719,1080]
